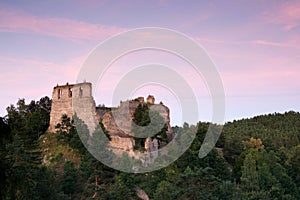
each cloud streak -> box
[0,7,126,41]
[264,1,300,30]
[252,39,300,49]
[0,53,86,115]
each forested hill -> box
[222,111,300,154]
[0,97,300,199]
[219,111,300,199]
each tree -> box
[217,181,238,200]
[108,172,136,200]
[132,103,168,150]
[0,117,11,199]
[5,134,36,199]
[33,166,60,200]
[243,137,264,151]
[154,180,177,200]
[3,98,50,199]
[61,161,78,196]
[56,114,86,154]
[240,153,259,198]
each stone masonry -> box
[48,82,172,152]
[48,83,74,133]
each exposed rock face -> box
[96,106,112,121]
[145,137,158,152]
[146,95,155,104]
[102,101,172,136]
[110,136,135,151]
[136,187,149,200]
[145,137,151,152]
[101,100,172,151]
[101,101,139,151]
[102,101,140,136]
[137,97,145,103]
[149,104,172,134]
[48,82,173,152]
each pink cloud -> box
[195,37,227,44]
[252,39,300,49]
[195,36,300,50]
[178,13,210,29]
[0,7,126,41]
[221,53,300,97]
[0,54,84,87]
[222,69,300,99]
[0,52,91,116]
[264,1,300,30]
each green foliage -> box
[154,167,221,200]
[55,114,86,154]
[1,97,58,200]
[1,96,300,200]
[217,181,238,200]
[223,111,300,154]
[108,173,136,200]
[133,103,150,126]
[132,103,169,150]
[241,153,259,194]
[0,117,10,198]
[238,149,299,199]
[33,166,60,200]
[99,120,111,140]
[61,161,78,196]
[154,180,176,199]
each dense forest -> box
[0,96,300,199]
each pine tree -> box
[241,153,259,198]
[61,161,78,196]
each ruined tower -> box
[48,82,173,153]
[48,82,98,133]
[72,82,99,134]
[48,83,74,133]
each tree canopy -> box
[1,96,299,199]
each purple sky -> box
[0,0,299,124]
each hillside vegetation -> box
[0,97,300,199]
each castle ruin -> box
[48,82,74,133]
[48,82,172,152]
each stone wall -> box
[109,136,135,151]
[149,104,172,134]
[101,100,172,151]
[48,82,173,152]
[48,82,99,134]
[48,83,74,133]
[72,82,99,134]
[96,106,112,121]
[102,102,136,151]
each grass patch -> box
[40,132,81,170]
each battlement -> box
[52,83,74,100]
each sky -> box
[0,0,299,125]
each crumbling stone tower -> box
[48,83,74,133]
[47,82,173,152]
[48,82,97,133]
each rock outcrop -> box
[48,82,173,152]
[101,99,172,151]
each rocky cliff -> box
[48,82,172,153]
[102,98,172,151]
